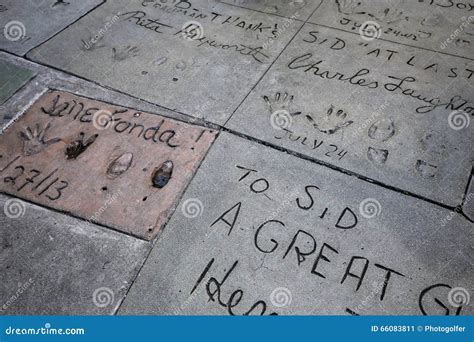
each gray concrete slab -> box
[0,52,198,130]
[226,23,473,207]
[0,0,103,56]
[27,0,303,125]
[462,174,474,221]
[119,132,473,315]
[308,0,474,59]
[0,59,34,105]
[0,194,149,315]
[218,0,320,21]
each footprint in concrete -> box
[107,152,133,179]
[65,132,98,160]
[18,123,61,156]
[415,130,446,179]
[152,161,173,188]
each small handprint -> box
[112,45,140,61]
[65,132,98,160]
[305,105,353,135]
[262,92,302,116]
[18,123,61,156]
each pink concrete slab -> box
[0,90,217,240]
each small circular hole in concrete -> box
[142,196,148,202]
[101,186,108,191]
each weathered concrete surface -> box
[308,0,474,59]
[0,0,103,56]
[0,60,34,105]
[0,90,217,240]
[219,0,321,21]
[27,0,303,124]
[226,23,473,207]
[119,132,473,315]
[0,52,197,130]
[0,194,149,315]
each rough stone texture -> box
[27,0,303,124]
[120,132,473,315]
[462,174,474,221]
[226,23,473,207]
[0,60,34,105]
[0,194,149,315]
[0,90,217,240]
[0,52,197,130]
[308,0,474,59]
[0,0,103,56]
[218,0,321,21]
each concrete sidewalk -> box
[0,0,472,316]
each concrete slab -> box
[218,0,320,21]
[0,59,34,105]
[0,194,149,315]
[27,0,303,124]
[0,52,197,130]
[119,132,473,315]
[0,90,217,240]
[226,23,473,207]
[308,0,474,59]
[0,0,103,56]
